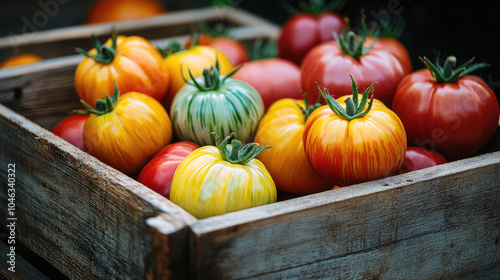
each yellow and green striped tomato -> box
[170,145,277,219]
[170,77,264,146]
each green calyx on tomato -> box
[181,58,242,91]
[295,93,322,121]
[368,13,405,39]
[281,0,344,15]
[212,132,272,165]
[247,39,277,61]
[76,30,117,64]
[421,56,488,84]
[316,74,375,120]
[334,16,377,59]
[78,82,119,115]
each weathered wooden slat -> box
[190,151,500,279]
[0,242,50,280]
[0,103,194,279]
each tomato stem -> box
[77,82,120,115]
[212,133,272,165]
[75,30,117,64]
[421,56,489,83]
[181,56,244,91]
[333,14,377,59]
[316,74,374,120]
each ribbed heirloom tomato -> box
[392,56,499,160]
[80,84,172,176]
[303,75,407,186]
[170,63,264,146]
[75,32,169,107]
[170,133,277,219]
[160,44,233,109]
[301,21,405,107]
[254,98,332,194]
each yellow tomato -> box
[0,53,42,68]
[254,98,332,194]
[303,76,407,186]
[170,134,276,219]
[82,86,172,175]
[162,45,233,109]
[75,33,169,107]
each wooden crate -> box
[1,7,500,280]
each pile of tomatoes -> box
[51,5,499,219]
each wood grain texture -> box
[190,152,500,279]
[0,242,50,280]
[0,103,193,279]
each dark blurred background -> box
[1,0,499,94]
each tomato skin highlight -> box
[367,36,413,75]
[52,114,90,151]
[303,96,407,186]
[83,92,172,176]
[170,145,276,219]
[137,141,199,199]
[75,35,169,107]
[254,98,332,194]
[162,45,233,109]
[278,12,345,65]
[392,69,499,160]
[301,41,405,107]
[397,147,447,174]
[232,58,302,110]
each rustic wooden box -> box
[1,7,500,280]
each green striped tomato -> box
[170,65,264,146]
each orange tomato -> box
[0,53,42,68]
[85,0,166,24]
[162,45,233,109]
[254,98,332,194]
[82,85,172,176]
[303,76,407,186]
[75,33,169,107]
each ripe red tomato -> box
[392,56,499,160]
[366,36,412,75]
[184,34,249,67]
[137,141,199,199]
[85,0,166,24]
[52,114,89,151]
[301,29,405,107]
[278,11,344,65]
[232,58,302,110]
[397,147,447,174]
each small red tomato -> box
[137,141,199,199]
[278,10,345,65]
[52,114,90,150]
[397,147,447,174]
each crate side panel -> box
[0,104,188,279]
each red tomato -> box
[278,12,344,65]
[232,58,302,110]
[52,114,90,151]
[185,34,249,66]
[137,141,199,199]
[85,0,166,24]
[397,147,447,174]
[301,30,405,108]
[392,56,499,160]
[366,36,412,75]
